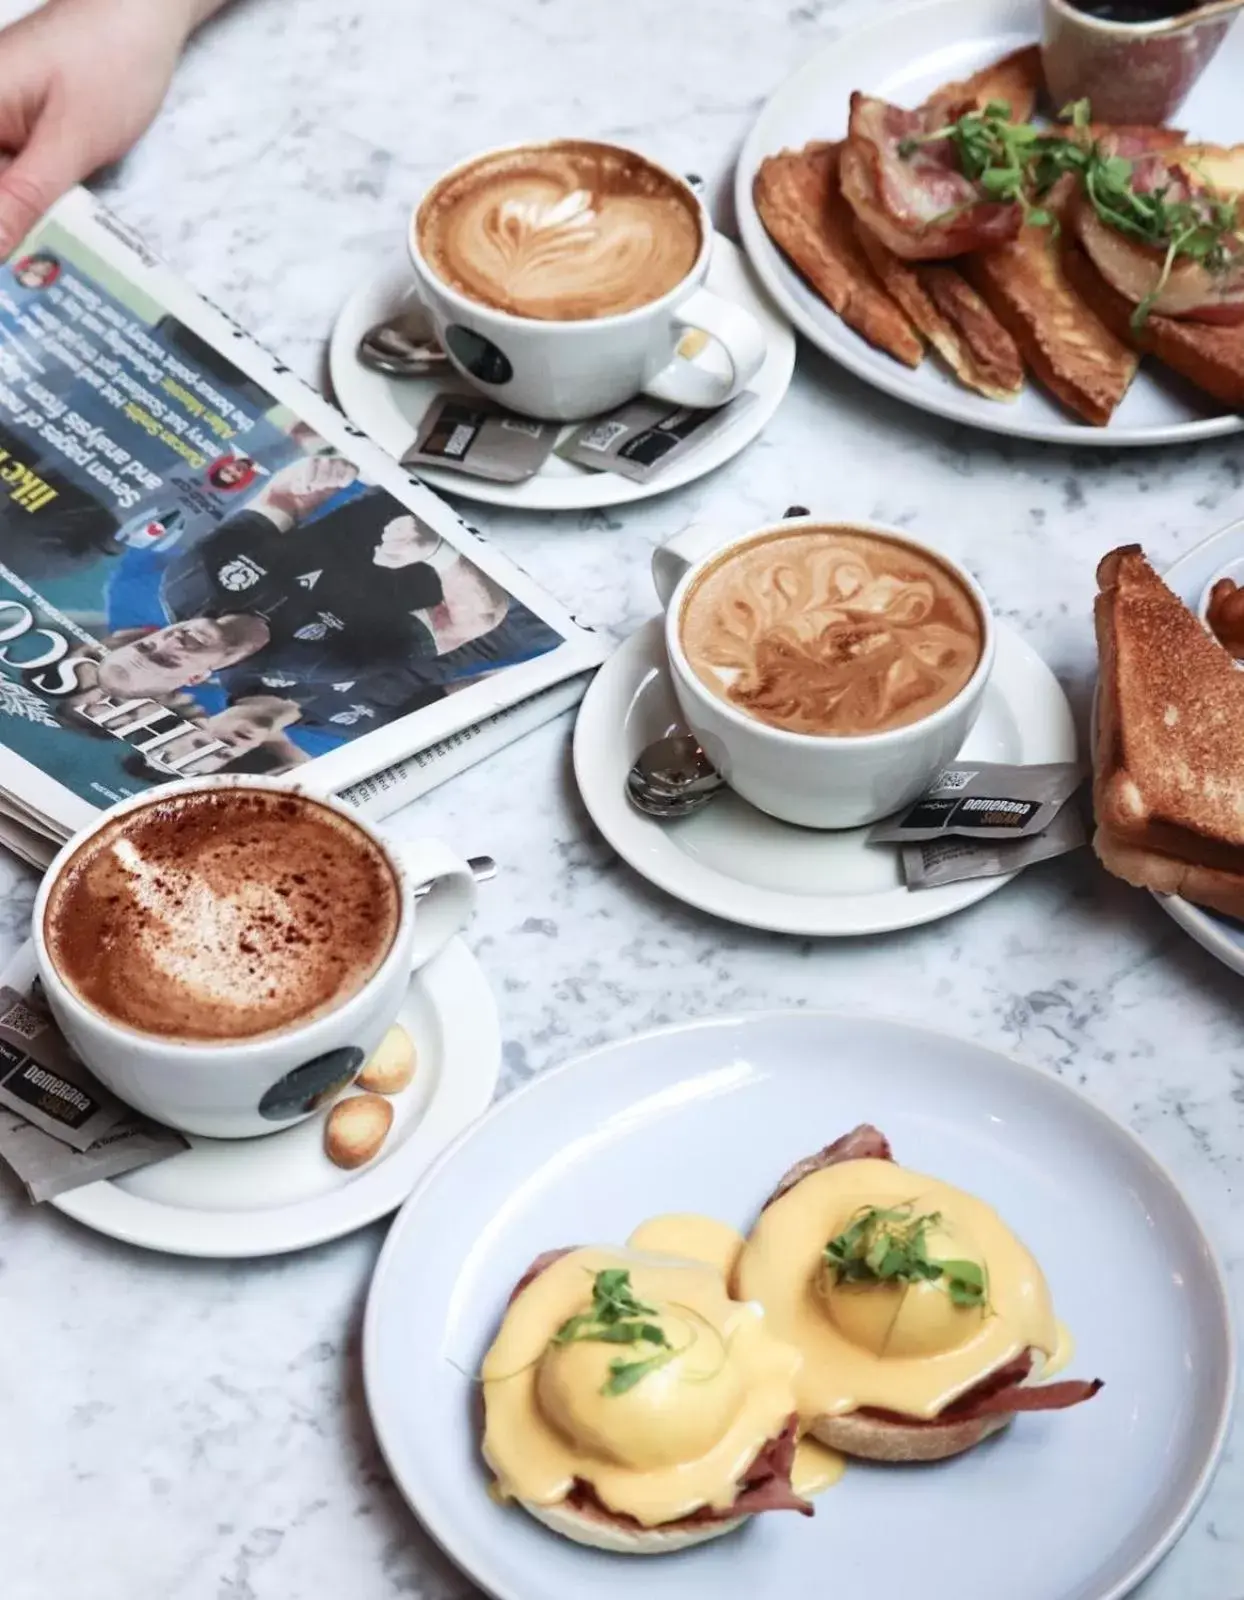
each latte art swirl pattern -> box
[419,145,701,321]
[680,531,983,737]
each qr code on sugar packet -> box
[932,768,977,793]
[0,994,46,1041]
[575,419,629,453]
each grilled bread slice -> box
[1064,243,1244,409]
[967,221,1136,424]
[753,141,924,366]
[855,225,1024,400]
[1094,545,1244,919]
[924,44,1043,123]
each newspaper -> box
[0,189,607,855]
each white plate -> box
[1142,515,1244,974]
[572,616,1076,935]
[327,235,795,510]
[363,1011,1234,1600]
[734,0,1244,448]
[44,938,500,1257]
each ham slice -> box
[1075,152,1244,326]
[841,94,1023,262]
[565,1417,812,1527]
[508,1246,575,1305]
[863,1350,1103,1425]
[761,1122,893,1210]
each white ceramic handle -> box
[652,522,733,608]
[395,837,477,970]
[644,288,767,408]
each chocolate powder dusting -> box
[44,790,399,1042]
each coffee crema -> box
[44,789,400,1043]
[417,141,701,322]
[679,528,984,737]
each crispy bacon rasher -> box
[840,93,1023,261]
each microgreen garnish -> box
[825,1205,988,1309]
[553,1269,679,1397]
[897,96,1241,327]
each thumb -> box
[0,127,86,259]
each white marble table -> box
[0,0,1240,1595]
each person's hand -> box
[373,514,443,569]
[254,455,359,524]
[0,0,215,257]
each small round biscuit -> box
[325,1093,394,1169]
[357,1024,416,1095]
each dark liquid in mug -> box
[1066,0,1200,19]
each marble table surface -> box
[1,0,1240,1595]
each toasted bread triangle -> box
[1095,546,1244,867]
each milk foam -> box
[680,529,983,737]
[420,143,701,321]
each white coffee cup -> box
[31,776,478,1140]
[408,138,767,422]
[653,515,996,830]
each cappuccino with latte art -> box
[679,528,984,738]
[416,140,702,322]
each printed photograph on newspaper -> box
[0,190,603,839]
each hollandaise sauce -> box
[482,1248,802,1527]
[734,1159,1058,1421]
[791,1436,846,1497]
[625,1214,746,1280]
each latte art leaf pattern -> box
[420,146,701,321]
[681,533,983,737]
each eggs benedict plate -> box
[734,1125,1103,1462]
[481,1244,811,1551]
[362,1012,1233,1600]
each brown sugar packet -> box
[556,392,755,484]
[902,801,1087,890]
[0,982,132,1151]
[0,1108,189,1202]
[403,393,559,483]
[868,761,1084,844]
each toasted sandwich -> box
[1094,545,1244,920]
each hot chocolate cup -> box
[653,515,996,830]
[32,776,477,1140]
[408,139,767,422]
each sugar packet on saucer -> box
[901,801,1087,890]
[868,761,1084,844]
[0,982,131,1151]
[0,944,188,1200]
[557,393,754,483]
[403,394,559,483]
[0,1108,188,1202]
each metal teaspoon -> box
[626,733,726,821]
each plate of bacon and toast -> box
[736,0,1244,445]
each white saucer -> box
[29,938,501,1258]
[327,235,795,511]
[364,1012,1233,1600]
[573,617,1077,936]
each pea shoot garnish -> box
[897,96,1242,328]
[825,1204,988,1309]
[553,1268,679,1396]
